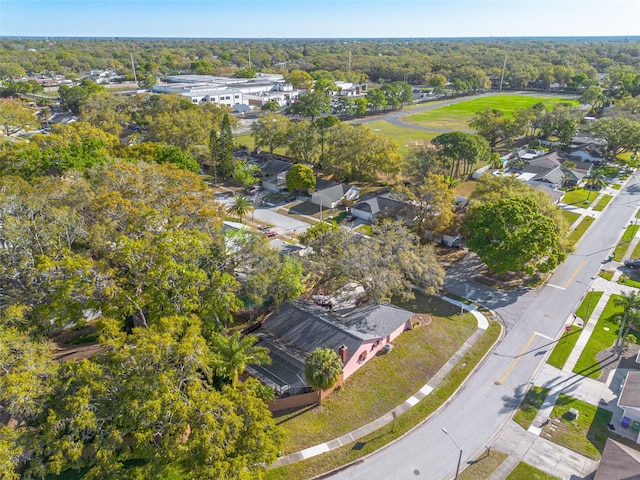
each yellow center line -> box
[563,260,586,288]
[496,333,537,385]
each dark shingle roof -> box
[620,371,640,408]
[595,438,640,480]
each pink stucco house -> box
[248,300,415,403]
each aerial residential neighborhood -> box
[1,2,640,479]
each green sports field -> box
[404,94,577,131]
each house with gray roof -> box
[310,179,360,209]
[349,194,409,223]
[248,300,415,402]
[617,370,640,441]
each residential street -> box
[329,174,640,480]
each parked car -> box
[257,225,270,232]
[246,185,261,195]
[264,231,278,238]
[344,214,356,222]
[624,258,640,268]
[285,195,297,203]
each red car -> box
[265,231,278,238]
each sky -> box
[1,0,639,39]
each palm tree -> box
[584,168,607,203]
[304,348,343,404]
[209,331,271,385]
[227,194,254,224]
[613,291,640,356]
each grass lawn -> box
[561,189,595,206]
[618,271,640,289]
[458,451,509,480]
[612,183,622,190]
[275,295,476,454]
[559,209,580,226]
[233,132,288,156]
[266,321,501,480]
[404,95,576,131]
[506,462,558,480]
[599,270,614,281]
[566,216,594,247]
[357,120,437,157]
[613,225,640,261]
[576,290,604,322]
[573,294,640,379]
[543,395,612,460]
[453,180,478,199]
[631,237,640,259]
[546,325,582,370]
[593,194,613,212]
[513,386,551,430]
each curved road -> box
[330,175,640,479]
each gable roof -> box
[260,159,292,176]
[351,194,406,216]
[595,438,640,480]
[620,371,640,409]
[314,180,352,204]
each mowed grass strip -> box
[506,462,559,480]
[566,216,594,246]
[546,326,582,370]
[593,194,613,212]
[266,321,501,480]
[573,294,640,379]
[275,295,476,453]
[543,395,612,460]
[513,386,551,430]
[561,188,594,206]
[404,95,576,131]
[613,224,640,261]
[458,451,509,480]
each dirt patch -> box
[434,245,468,264]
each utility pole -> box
[130,52,138,84]
[499,53,507,91]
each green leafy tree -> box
[0,99,39,136]
[260,99,281,112]
[432,132,491,178]
[227,194,254,223]
[208,331,271,385]
[589,117,640,161]
[304,347,343,400]
[210,113,234,182]
[366,88,387,111]
[286,120,319,163]
[314,115,340,165]
[284,69,314,90]
[324,123,400,182]
[285,163,316,193]
[468,108,520,148]
[287,90,331,121]
[233,67,257,78]
[613,292,640,356]
[305,221,443,303]
[233,159,260,187]
[463,196,566,274]
[155,144,200,172]
[251,112,291,153]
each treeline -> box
[1,37,640,92]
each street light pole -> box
[442,428,462,480]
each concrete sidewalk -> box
[270,296,492,468]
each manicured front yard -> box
[274,295,476,454]
[513,386,551,430]
[573,294,640,379]
[266,320,501,480]
[559,209,580,226]
[506,462,558,480]
[543,395,612,460]
[576,290,604,322]
[561,188,595,206]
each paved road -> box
[330,175,640,480]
